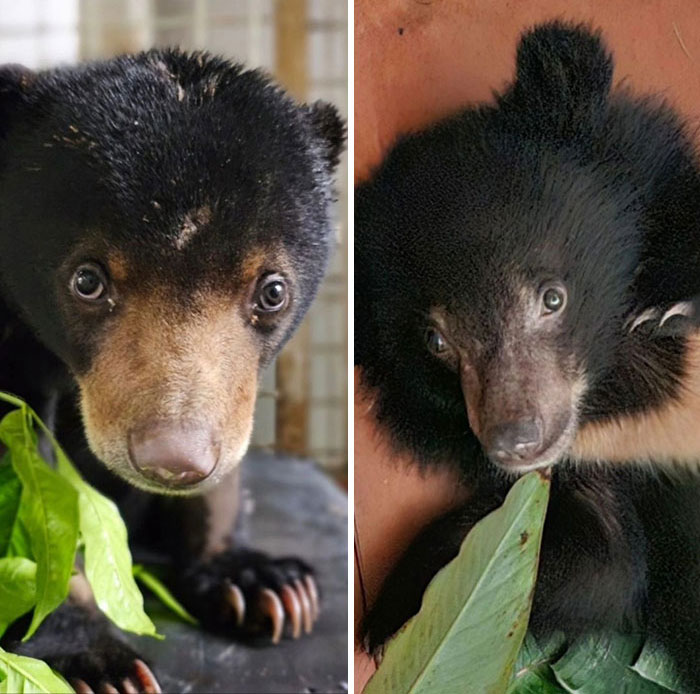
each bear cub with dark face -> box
[0,50,343,690]
[356,22,700,688]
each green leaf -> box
[551,633,674,694]
[7,500,34,560]
[0,558,37,637]
[509,630,688,694]
[133,564,198,625]
[0,648,73,693]
[0,410,78,640]
[509,633,566,694]
[54,451,158,638]
[0,458,22,556]
[365,471,551,694]
[0,394,157,639]
[0,455,34,560]
[632,640,690,693]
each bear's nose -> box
[485,419,543,465]
[128,423,219,488]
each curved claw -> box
[628,307,658,333]
[280,584,303,639]
[294,578,313,634]
[121,677,139,694]
[304,574,320,622]
[70,680,94,694]
[225,581,246,627]
[97,683,118,694]
[133,659,161,694]
[660,301,694,326]
[258,587,285,644]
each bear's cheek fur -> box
[75,289,260,495]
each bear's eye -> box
[541,285,567,314]
[425,327,448,355]
[254,274,288,313]
[71,263,108,302]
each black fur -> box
[0,49,343,371]
[356,21,700,688]
[176,549,313,638]
[0,49,344,685]
[4,605,147,691]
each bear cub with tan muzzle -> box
[0,49,343,691]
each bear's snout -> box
[128,421,220,488]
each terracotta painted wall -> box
[354,1,700,690]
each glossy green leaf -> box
[551,633,674,694]
[508,633,565,694]
[0,458,22,556]
[509,627,688,693]
[133,564,198,625]
[0,648,73,693]
[632,640,690,693]
[0,558,37,637]
[365,471,550,694]
[7,500,34,560]
[0,394,157,639]
[0,410,78,640]
[54,450,158,637]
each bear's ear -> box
[510,21,613,115]
[0,64,35,139]
[306,100,346,169]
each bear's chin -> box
[105,456,243,496]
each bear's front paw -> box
[178,548,319,644]
[68,658,160,694]
[5,605,161,694]
[627,300,696,336]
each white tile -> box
[0,0,39,29]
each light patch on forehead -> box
[203,75,220,99]
[176,205,212,250]
[241,247,267,285]
[516,281,538,315]
[107,252,128,282]
[153,59,185,101]
[511,278,553,333]
[428,306,451,332]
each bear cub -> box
[356,22,700,689]
[0,49,344,691]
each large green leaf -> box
[0,458,22,556]
[0,393,157,639]
[6,511,33,561]
[2,456,34,560]
[54,448,158,637]
[0,558,37,637]
[509,627,689,693]
[365,471,550,694]
[551,633,677,694]
[508,633,565,694]
[0,648,73,694]
[0,410,78,640]
[632,640,690,693]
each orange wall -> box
[355,0,700,182]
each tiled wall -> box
[0,0,79,67]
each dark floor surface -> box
[123,451,348,694]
